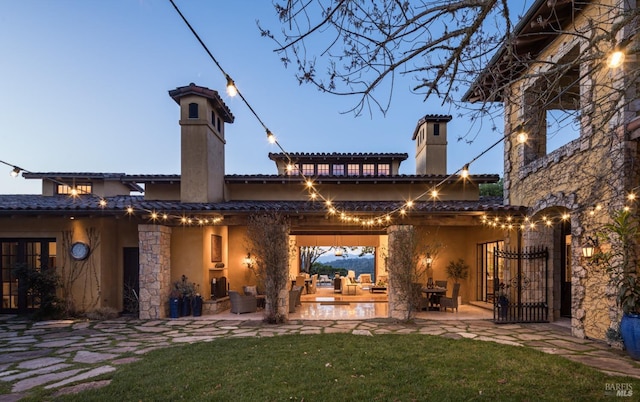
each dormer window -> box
[57,183,92,195]
[332,164,345,176]
[302,164,314,175]
[347,164,359,176]
[378,164,390,176]
[188,102,199,119]
[317,164,329,175]
[362,164,375,176]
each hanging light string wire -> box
[0,3,631,229]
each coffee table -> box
[370,286,387,293]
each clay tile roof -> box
[0,195,524,216]
[268,152,408,161]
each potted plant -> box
[445,258,469,284]
[168,286,182,319]
[496,282,510,320]
[192,287,203,317]
[594,209,640,359]
[173,275,197,317]
[445,258,469,306]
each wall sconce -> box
[243,253,254,269]
[582,237,597,259]
[425,254,433,268]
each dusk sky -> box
[0,1,535,195]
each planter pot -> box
[181,296,192,317]
[620,313,640,360]
[497,296,509,319]
[169,297,181,319]
[192,296,203,317]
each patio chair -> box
[295,275,307,294]
[289,285,303,313]
[308,274,318,294]
[229,290,257,314]
[318,274,330,285]
[358,273,373,290]
[412,282,429,311]
[440,283,461,312]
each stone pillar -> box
[387,225,413,320]
[138,225,172,319]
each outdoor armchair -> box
[229,290,258,314]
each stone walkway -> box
[0,315,639,401]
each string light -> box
[608,50,625,68]
[266,130,276,144]
[225,75,238,97]
[461,164,469,179]
[516,126,528,144]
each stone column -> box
[138,225,172,319]
[387,225,412,320]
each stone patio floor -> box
[0,314,639,401]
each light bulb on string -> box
[266,129,276,144]
[10,167,20,177]
[608,50,625,69]
[226,75,238,97]
[460,164,469,179]
[516,126,528,144]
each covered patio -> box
[216,285,494,321]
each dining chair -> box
[308,274,318,294]
[440,283,461,312]
[295,275,307,294]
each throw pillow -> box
[243,285,257,296]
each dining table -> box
[422,287,446,310]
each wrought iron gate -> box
[493,246,548,323]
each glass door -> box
[0,239,56,313]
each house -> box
[0,82,518,320]
[465,0,640,340]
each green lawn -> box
[31,333,640,401]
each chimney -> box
[168,83,235,203]
[412,114,451,175]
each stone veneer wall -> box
[138,225,172,319]
[387,225,406,320]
